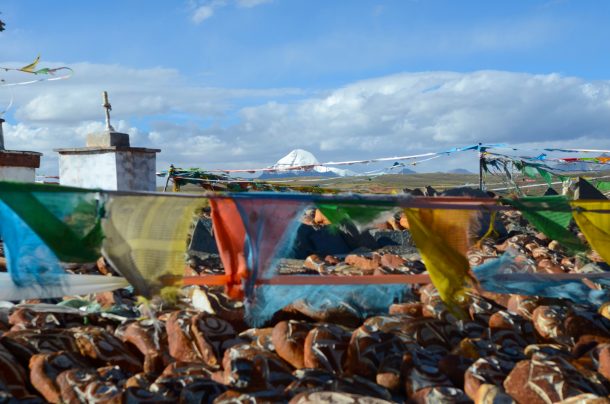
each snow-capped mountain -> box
[258,149,355,178]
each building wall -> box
[59,151,157,191]
[0,166,36,182]
[59,153,118,190]
[115,151,157,192]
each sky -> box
[1,0,610,176]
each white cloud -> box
[192,0,227,23]
[190,0,272,24]
[3,65,610,177]
[237,0,273,8]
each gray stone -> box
[188,218,219,257]
[86,131,130,147]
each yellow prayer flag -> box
[102,195,207,297]
[19,55,40,73]
[571,201,610,264]
[404,208,474,313]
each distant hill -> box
[448,168,472,174]
[259,149,355,179]
[397,167,417,174]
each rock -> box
[313,209,331,226]
[238,327,274,351]
[292,224,351,258]
[507,295,540,320]
[29,351,92,403]
[564,310,610,342]
[72,326,142,373]
[403,347,453,397]
[410,386,471,403]
[56,368,100,404]
[191,313,238,368]
[0,342,30,399]
[345,254,381,272]
[474,384,515,404]
[325,255,340,265]
[469,296,503,325]
[122,387,175,403]
[115,320,169,374]
[532,305,569,342]
[345,325,406,383]
[304,323,352,375]
[289,391,393,404]
[160,361,215,380]
[124,372,157,390]
[438,354,473,389]
[419,284,441,306]
[452,338,495,361]
[272,320,313,369]
[8,307,75,331]
[367,229,415,253]
[380,253,407,270]
[285,368,337,396]
[195,288,246,331]
[464,356,515,400]
[187,217,219,257]
[166,310,201,362]
[75,380,122,403]
[179,378,227,403]
[303,254,327,273]
[389,302,423,317]
[524,343,572,360]
[597,344,610,382]
[215,389,289,403]
[292,300,362,328]
[96,256,117,276]
[95,291,119,309]
[555,394,610,403]
[504,356,610,403]
[221,343,294,391]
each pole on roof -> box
[478,143,484,191]
[163,164,174,192]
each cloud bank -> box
[3,64,610,175]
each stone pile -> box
[0,209,610,403]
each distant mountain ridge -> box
[448,168,472,174]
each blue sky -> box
[1,0,610,174]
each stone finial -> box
[102,91,115,131]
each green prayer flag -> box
[0,182,103,262]
[316,203,392,227]
[503,195,586,254]
[536,168,553,186]
[596,181,610,192]
[523,165,539,179]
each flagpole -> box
[478,143,484,190]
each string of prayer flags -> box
[315,202,393,229]
[209,198,248,299]
[571,201,610,265]
[0,200,65,287]
[473,250,610,305]
[0,273,129,301]
[403,208,474,315]
[102,194,207,297]
[211,196,306,300]
[0,182,103,263]
[246,284,408,327]
[503,195,586,254]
